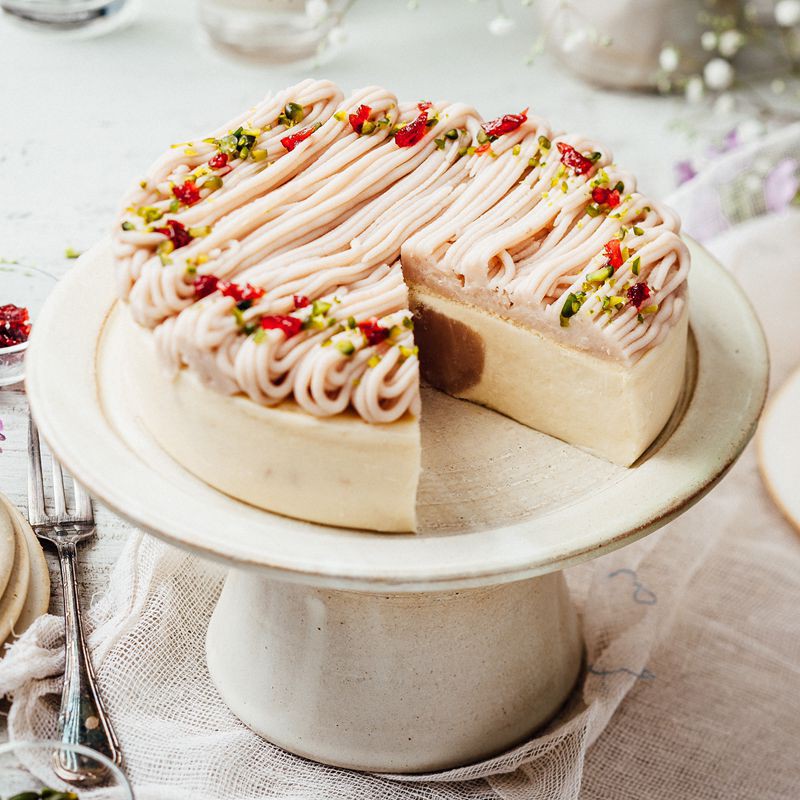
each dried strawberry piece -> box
[417,101,433,112]
[474,142,492,155]
[154,219,193,249]
[261,315,303,338]
[0,304,31,348]
[281,124,320,152]
[604,239,624,270]
[627,282,651,309]
[358,317,390,345]
[293,294,310,310]
[348,104,372,134]
[395,111,428,148]
[557,142,593,175]
[218,281,266,303]
[591,186,621,208]
[172,180,201,206]
[193,274,220,299]
[481,109,528,138]
[208,152,229,170]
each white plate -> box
[758,365,800,536]
[25,239,768,591]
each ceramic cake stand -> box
[26,239,767,773]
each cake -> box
[113,79,689,532]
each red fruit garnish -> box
[591,186,621,208]
[218,281,266,303]
[0,304,31,348]
[481,108,528,138]
[261,315,303,338]
[348,104,372,134]
[557,142,593,176]
[475,142,492,155]
[358,317,390,345]
[193,274,220,299]
[208,152,229,170]
[281,124,319,152]
[172,180,201,206]
[604,239,624,269]
[627,282,651,309]
[293,294,310,310]
[417,101,433,112]
[394,112,428,148]
[154,219,193,250]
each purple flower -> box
[674,160,697,186]
[764,157,800,213]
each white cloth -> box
[2,140,800,800]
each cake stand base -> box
[206,567,583,773]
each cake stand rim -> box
[25,237,768,591]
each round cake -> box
[113,79,689,532]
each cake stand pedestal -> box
[26,239,767,773]
[206,568,581,772]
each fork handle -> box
[55,537,122,781]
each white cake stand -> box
[26,239,767,773]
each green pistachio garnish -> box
[203,175,223,191]
[280,102,305,127]
[361,120,376,135]
[512,144,521,156]
[559,291,585,326]
[252,149,268,161]
[631,256,641,276]
[347,316,357,329]
[476,129,490,145]
[538,135,551,150]
[402,316,414,329]
[399,345,418,360]
[434,138,445,150]
[633,226,644,236]
[121,221,135,231]
[188,225,212,238]
[444,128,459,140]
[65,247,81,259]
[137,206,163,223]
[589,151,602,162]
[337,339,355,356]
[312,299,331,316]
[586,265,613,283]
[333,110,347,122]
[585,204,600,217]
[367,354,381,368]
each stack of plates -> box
[0,492,50,649]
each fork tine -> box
[27,412,47,525]
[52,453,68,519]
[73,479,94,523]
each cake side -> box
[119,306,421,532]
[411,286,688,466]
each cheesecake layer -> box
[411,286,688,466]
[123,308,420,532]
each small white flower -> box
[703,58,735,91]
[305,0,328,22]
[713,92,736,115]
[488,14,516,36]
[774,0,800,27]
[685,75,705,104]
[737,118,765,143]
[701,31,717,51]
[718,29,744,57]
[327,25,348,47]
[659,46,680,73]
[561,28,588,53]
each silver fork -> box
[27,411,122,785]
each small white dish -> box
[758,365,800,536]
[0,263,58,387]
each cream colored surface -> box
[0,503,15,604]
[0,495,50,641]
[117,306,420,533]
[206,567,583,773]
[412,287,689,467]
[0,505,30,645]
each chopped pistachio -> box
[361,120,376,135]
[337,339,356,356]
[139,179,148,189]
[477,129,490,145]
[184,147,198,156]
[512,144,521,156]
[585,204,600,217]
[538,135,551,150]
[642,303,659,314]
[251,149,268,161]
[399,345,418,360]
[121,221,135,231]
[137,206,163,223]
[312,299,331,316]
[333,110,347,122]
[586,265,613,283]
[367,354,381,368]
[347,316,357,329]
[157,240,174,257]
[589,151,602,162]
[445,128,459,140]
[188,225,212,238]
[561,180,569,193]
[434,138,445,150]
[633,226,644,236]
[632,256,641,276]
[402,316,414,329]
[203,175,223,191]
[64,247,81,259]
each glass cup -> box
[0,740,134,798]
[0,0,137,36]
[198,0,353,62]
